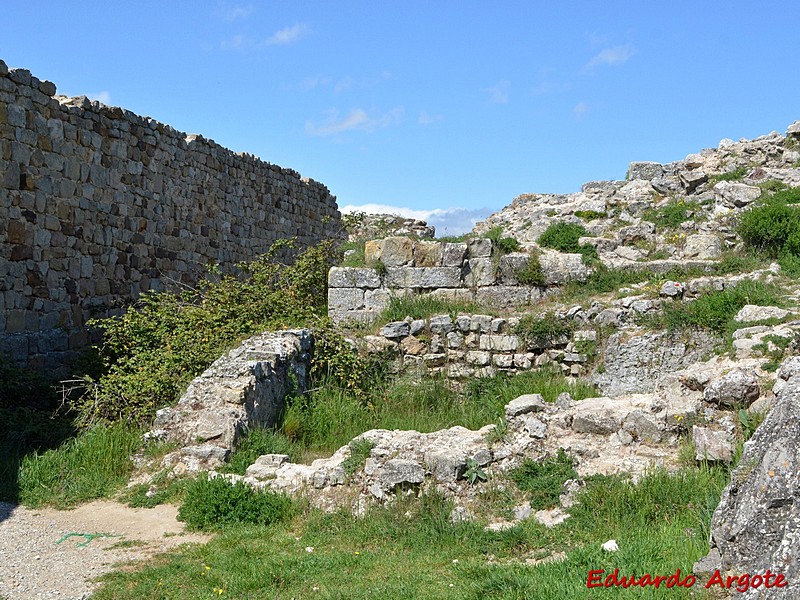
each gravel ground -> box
[0,501,210,599]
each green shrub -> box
[511,449,577,510]
[516,312,574,349]
[515,253,545,285]
[537,222,598,263]
[178,474,293,531]
[737,198,800,258]
[67,240,339,428]
[485,226,521,254]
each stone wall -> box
[0,59,340,372]
[360,312,597,379]
[328,236,589,323]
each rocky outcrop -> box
[593,330,717,396]
[696,359,800,597]
[346,213,435,240]
[151,330,312,471]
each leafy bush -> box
[574,210,607,221]
[642,199,701,230]
[485,226,521,254]
[178,474,293,531]
[515,253,545,286]
[537,222,598,263]
[67,240,339,428]
[738,197,800,258]
[511,449,577,510]
[516,312,574,349]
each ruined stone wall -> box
[327,236,589,323]
[0,60,341,371]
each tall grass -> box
[379,294,479,323]
[17,423,141,508]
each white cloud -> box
[340,204,493,237]
[305,107,404,136]
[221,33,248,50]
[87,91,111,104]
[334,76,354,94]
[484,80,510,104]
[220,3,253,22]
[418,111,443,125]
[266,23,310,45]
[573,101,588,119]
[585,44,636,69]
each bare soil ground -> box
[0,500,210,599]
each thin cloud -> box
[585,44,636,69]
[220,3,253,22]
[418,111,443,125]
[266,23,310,45]
[484,80,510,104]
[87,91,111,104]
[340,204,493,237]
[220,33,249,50]
[305,107,404,136]
[573,101,588,119]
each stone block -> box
[476,286,531,308]
[468,238,493,258]
[479,334,520,352]
[464,258,495,286]
[328,267,381,288]
[413,240,443,267]
[328,287,365,311]
[441,242,467,266]
[401,267,461,288]
[364,288,391,312]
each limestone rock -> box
[538,250,590,285]
[692,426,734,463]
[698,370,800,595]
[734,305,790,323]
[505,394,547,417]
[683,234,721,259]
[703,369,760,407]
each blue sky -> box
[3,2,800,235]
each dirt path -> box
[0,500,210,599]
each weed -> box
[379,294,478,322]
[220,428,297,475]
[178,474,293,531]
[464,458,488,485]
[515,312,574,349]
[342,438,375,476]
[485,226,521,254]
[18,423,141,508]
[574,210,607,221]
[708,167,748,184]
[511,449,577,510]
[515,253,545,286]
[642,199,702,230]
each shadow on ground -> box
[0,358,76,519]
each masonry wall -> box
[0,60,341,372]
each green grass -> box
[659,280,782,334]
[224,368,598,465]
[378,294,479,322]
[339,240,366,267]
[708,167,748,184]
[92,466,727,599]
[17,423,142,508]
[511,449,577,510]
[515,313,574,349]
[642,199,702,230]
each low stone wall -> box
[360,312,598,379]
[328,236,589,323]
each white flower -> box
[305,546,315,553]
